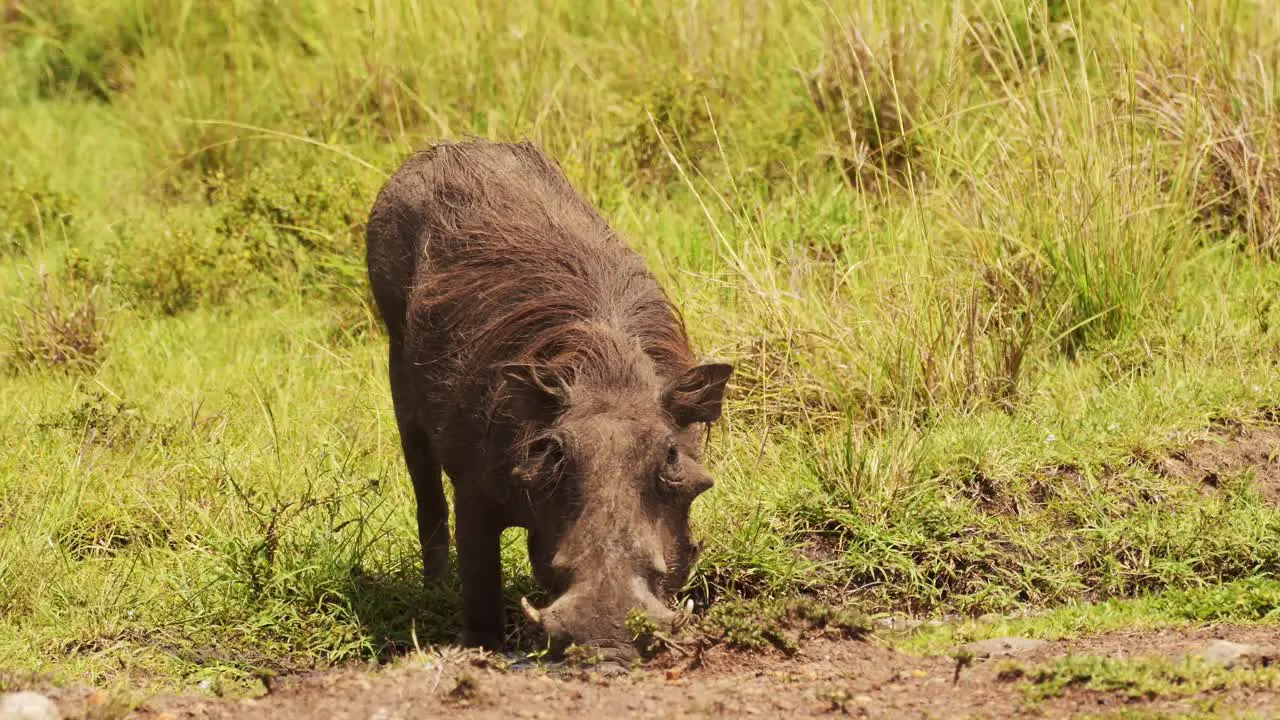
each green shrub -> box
[208,161,369,292]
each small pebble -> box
[0,692,60,720]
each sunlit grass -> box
[2,0,1280,691]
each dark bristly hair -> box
[393,141,696,410]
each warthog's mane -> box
[404,141,697,411]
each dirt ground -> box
[1158,424,1280,505]
[16,625,1272,720]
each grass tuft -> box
[1135,38,1280,256]
[805,17,930,194]
[5,259,104,373]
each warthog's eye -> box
[515,434,565,489]
[659,442,682,492]
[659,441,713,499]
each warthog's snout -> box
[521,586,679,662]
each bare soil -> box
[1160,424,1280,504]
[19,626,1279,719]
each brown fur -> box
[365,139,732,654]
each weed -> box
[872,269,1051,419]
[612,65,729,188]
[37,389,173,448]
[695,597,870,655]
[1153,578,1280,623]
[625,608,664,659]
[561,643,605,668]
[110,156,371,314]
[5,261,104,373]
[817,687,854,713]
[902,577,1280,657]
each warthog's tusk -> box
[672,598,696,630]
[520,596,543,626]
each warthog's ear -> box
[662,363,734,427]
[501,363,570,422]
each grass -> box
[900,576,1280,656]
[2,0,1280,697]
[1008,653,1280,702]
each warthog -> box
[365,140,732,658]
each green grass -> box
[3,0,1280,694]
[1009,653,1280,702]
[901,577,1280,655]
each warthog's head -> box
[501,356,733,661]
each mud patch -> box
[1159,425,1280,504]
[18,625,1280,719]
